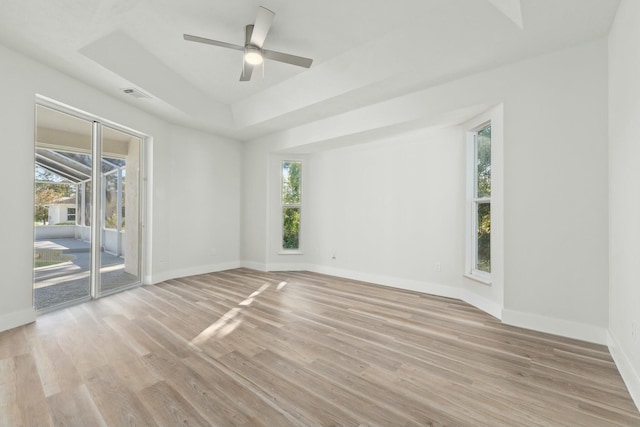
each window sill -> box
[278,251,304,255]
[464,273,492,286]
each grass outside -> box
[34,250,74,269]
[35,260,68,268]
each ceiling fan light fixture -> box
[244,46,263,65]
[184,6,312,81]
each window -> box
[67,207,76,222]
[281,161,302,250]
[469,123,491,277]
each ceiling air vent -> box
[122,88,151,99]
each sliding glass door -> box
[99,125,142,296]
[34,104,143,312]
[34,107,94,310]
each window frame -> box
[466,120,492,284]
[76,183,83,226]
[67,207,76,222]
[280,160,303,252]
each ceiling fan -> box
[183,6,313,81]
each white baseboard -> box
[0,307,36,333]
[608,332,640,411]
[461,291,503,320]
[310,266,609,345]
[240,261,314,272]
[267,262,315,272]
[311,265,463,301]
[150,261,242,284]
[240,261,268,272]
[148,271,173,284]
[502,308,608,345]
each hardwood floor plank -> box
[142,350,255,426]
[182,353,298,426]
[138,381,211,427]
[54,323,109,379]
[14,353,53,427]
[102,314,152,356]
[307,357,449,426]
[253,348,435,426]
[31,336,63,397]
[84,364,157,427]
[0,358,22,427]
[134,316,201,358]
[31,335,83,397]
[0,268,637,426]
[47,384,108,427]
[0,327,29,359]
[218,350,360,426]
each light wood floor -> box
[1,269,638,426]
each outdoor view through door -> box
[34,104,142,312]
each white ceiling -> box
[0,0,620,140]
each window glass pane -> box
[76,185,82,225]
[476,125,491,198]
[121,169,126,229]
[476,202,491,273]
[104,173,118,229]
[84,181,92,227]
[282,161,301,204]
[282,207,300,250]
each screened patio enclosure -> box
[36,148,127,252]
[34,104,142,312]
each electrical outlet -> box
[632,322,638,341]
[434,262,441,272]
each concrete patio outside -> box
[34,238,139,311]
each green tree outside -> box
[34,167,75,225]
[282,161,301,249]
[476,125,491,272]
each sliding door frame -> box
[90,121,101,297]
[35,95,148,306]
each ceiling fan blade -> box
[263,49,313,68]
[240,63,254,81]
[183,34,244,51]
[249,6,275,48]
[245,24,254,45]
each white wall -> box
[240,145,269,270]
[500,43,609,343]
[160,125,241,280]
[608,0,640,408]
[0,42,241,331]
[243,38,609,344]
[307,127,465,299]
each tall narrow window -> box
[471,123,491,275]
[281,161,302,250]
